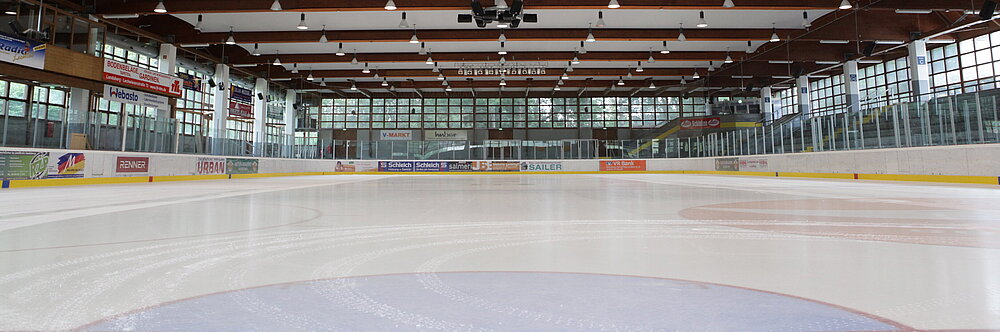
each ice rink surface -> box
[1,174,999,331]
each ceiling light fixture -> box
[649,81,656,89]
[608,0,620,9]
[225,27,236,45]
[697,11,708,28]
[566,61,573,71]
[769,23,780,42]
[419,42,427,55]
[626,70,633,79]
[496,0,509,9]
[336,43,346,56]
[409,24,419,43]
[819,40,850,44]
[499,79,507,86]
[432,62,440,72]
[445,86,452,92]
[350,82,357,90]
[617,76,625,85]
[839,0,852,10]
[680,76,687,84]
[297,13,308,30]
[382,79,389,86]
[273,51,282,65]
[426,54,434,65]
[586,23,596,42]
[558,79,564,85]
[399,12,409,28]
[561,72,569,80]
[722,0,735,8]
[595,11,606,28]
[270,0,282,11]
[373,71,380,78]
[437,74,445,80]
[291,64,299,73]
[693,70,700,79]
[746,40,753,53]
[579,41,587,54]
[351,52,358,65]
[725,48,733,63]
[499,56,506,64]
[660,41,670,54]
[307,71,314,81]
[572,55,580,64]
[384,0,397,10]
[802,11,811,28]
[554,86,561,91]
[498,29,507,42]
[636,61,644,72]
[677,23,687,41]
[319,25,328,43]
[362,63,370,73]
[498,41,507,55]
[252,43,261,56]
[648,48,655,63]
[153,0,167,13]
[708,61,715,72]
[194,14,203,31]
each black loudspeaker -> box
[207,78,217,87]
[457,14,473,23]
[862,42,877,57]
[257,93,264,101]
[522,13,538,23]
[981,0,997,20]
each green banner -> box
[0,151,49,180]
[226,158,259,175]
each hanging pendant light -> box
[693,70,700,79]
[579,41,587,54]
[636,61,644,72]
[498,29,507,42]
[425,54,434,65]
[350,82,357,90]
[571,55,580,64]
[398,12,409,28]
[336,43,346,56]
[381,78,389,87]
[724,48,734,63]
[769,23,780,42]
[445,85,452,92]
[617,76,625,85]
[839,0,852,10]
[273,51,282,65]
[607,0,620,9]
[566,61,574,72]
[225,27,236,45]
[802,11,811,28]
[586,23,596,42]
[680,76,687,85]
[554,86,561,91]
[648,81,656,89]
[362,63,370,74]
[677,23,687,41]
[595,11,606,28]
[252,43,261,56]
[697,11,708,28]
[194,14,203,31]
[373,71,380,79]
[561,72,569,80]
[270,0,283,11]
[722,0,735,8]
[291,63,299,73]
[499,79,507,86]
[384,0,397,10]
[153,0,167,13]
[746,40,753,54]
[437,74,445,80]
[351,52,358,65]
[319,25,328,43]
[409,24,419,43]
[557,79,564,85]
[626,70,633,79]
[498,42,507,55]
[499,56,507,64]
[708,61,715,72]
[660,41,670,54]
[307,71,314,81]
[297,13,308,30]
[432,62,440,72]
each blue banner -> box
[378,161,414,172]
[0,32,46,70]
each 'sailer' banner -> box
[103,59,183,97]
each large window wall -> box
[929,32,1000,96]
[316,97,707,129]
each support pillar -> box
[908,40,931,101]
[760,86,775,122]
[844,60,862,113]
[796,76,812,117]
[284,90,297,157]
[211,64,231,154]
[252,78,268,156]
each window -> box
[929,31,1000,96]
[858,58,910,109]
[810,75,845,116]
[102,44,159,70]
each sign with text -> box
[104,85,171,110]
[228,101,253,118]
[116,156,149,173]
[739,157,769,170]
[600,160,646,171]
[472,161,520,172]
[425,130,469,141]
[715,157,740,171]
[103,59,182,97]
[380,130,413,141]
[0,151,49,180]
[378,161,414,172]
[196,158,226,175]
[0,32,46,70]
[176,72,202,92]
[521,161,564,171]
[679,117,722,130]
[48,153,85,179]
[226,158,259,174]
[335,160,377,172]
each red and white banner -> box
[103,59,182,97]
[228,101,253,118]
[600,160,647,171]
[679,117,722,130]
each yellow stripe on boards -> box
[153,175,229,182]
[778,172,856,179]
[9,176,148,188]
[858,173,997,185]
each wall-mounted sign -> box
[380,130,413,141]
[600,160,646,172]
[116,156,149,173]
[0,32,46,70]
[104,85,171,109]
[226,158,259,174]
[425,130,468,141]
[0,151,49,180]
[176,72,202,92]
[228,101,253,118]
[230,86,254,104]
[679,117,721,130]
[48,153,86,179]
[103,59,182,97]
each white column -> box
[796,76,812,118]
[908,40,931,101]
[252,78,268,155]
[760,86,775,122]
[211,64,231,154]
[156,44,178,152]
[843,60,862,113]
[66,87,90,149]
[284,90,297,157]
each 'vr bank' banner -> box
[0,32,46,69]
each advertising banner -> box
[679,117,722,130]
[472,161,520,172]
[414,161,448,172]
[521,161,564,171]
[103,59,182,97]
[116,156,149,173]
[425,130,469,141]
[0,32,46,69]
[228,101,253,118]
[379,161,414,172]
[0,151,49,180]
[226,158,259,174]
[335,160,378,172]
[48,153,85,179]
[104,85,171,110]
[196,157,226,175]
[176,72,201,92]
[446,161,474,171]
[739,157,769,170]
[230,86,254,103]
[715,157,740,171]
[600,160,646,171]
[380,130,413,141]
